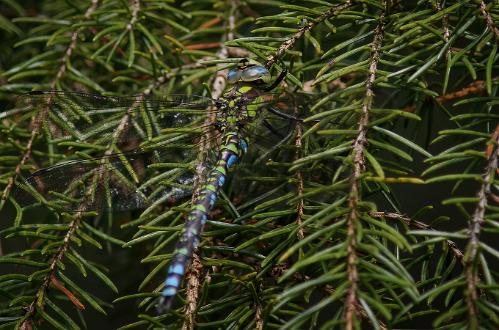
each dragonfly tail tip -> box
[157,296,174,314]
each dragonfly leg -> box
[266,106,304,122]
[262,119,287,139]
[262,67,287,92]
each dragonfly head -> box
[227,58,271,86]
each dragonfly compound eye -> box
[227,68,242,83]
[241,65,270,83]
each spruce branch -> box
[369,211,464,262]
[464,125,499,328]
[0,0,100,208]
[265,0,352,68]
[53,0,100,87]
[294,122,305,241]
[20,210,87,328]
[182,253,202,330]
[433,1,450,59]
[344,6,386,329]
[127,0,140,31]
[478,0,499,38]
[16,14,183,322]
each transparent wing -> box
[16,90,218,144]
[13,91,218,212]
[14,150,195,212]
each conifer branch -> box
[52,0,100,87]
[0,0,100,206]
[433,1,450,58]
[18,12,186,322]
[19,82,158,327]
[345,7,386,329]
[20,212,85,328]
[464,126,499,327]
[127,0,140,31]
[479,0,499,38]
[369,211,464,262]
[265,0,352,68]
[294,123,305,240]
[182,253,202,330]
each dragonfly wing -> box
[13,150,196,212]
[16,91,217,145]
[13,91,217,212]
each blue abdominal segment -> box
[157,131,246,311]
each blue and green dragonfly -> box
[13,59,299,311]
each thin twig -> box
[479,0,499,38]
[464,125,499,327]
[436,79,488,102]
[265,0,352,68]
[182,253,203,330]
[344,7,386,329]
[51,0,100,89]
[433,1,450,59]
[127,0,140,31]
[402,78,493,113]
[368,211,464,261]
[294,115,305,240]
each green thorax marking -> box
[216,85,264,131]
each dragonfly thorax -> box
[214,83,264,133]
[214,100,251,132]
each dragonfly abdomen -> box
[158,131,248,311]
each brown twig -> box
[182,253,203,330]
[402,78,489,113]
[199,17,221,29]
[185,42,222,50]
[478,0,499,38]
[255,299,264,330]
[463,125,499,327]
[368,211,464,261]
[265,0,352,68]
[432,1,450,59]
[436,79,487,102]
[294,118,305,240]
[344,7,386,329]
[126,0,140,31]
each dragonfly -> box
[12,58,299,311]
